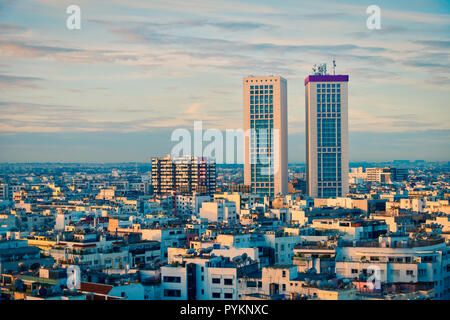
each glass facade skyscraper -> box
[305,74,349,198]
[243,76,288,198]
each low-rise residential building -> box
[199,199,238,225]
[335,233,450,300]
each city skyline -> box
[0,0,449,163]
[0,0,450,305]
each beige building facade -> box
[305,74,349,198]
[243,76,288,198]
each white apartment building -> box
[311,219,388,241]
[0,184,9,200]
[370,213,416,233]
[335,234,450,299]
[424,200,450,214]
[176,193,211,217]
[95,188,115,201]
[161,256,239,300]
[349,167,366,185]
[426,215,450,233]
[239,265,358,300]
[365,167,392,183]
[214,192,257,214]
[199,199,238,225]
[49,235,129,270]
[386,198,426,213]
[314,197,353,209]
[140,227,186,261]
[55,211,85,231]
[267,208,291,224]
[216,231,302,266]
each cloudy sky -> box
[0,0,449,163]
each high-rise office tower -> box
[152,154,216,195]
[305,67,349,198]
[243,76,288,198]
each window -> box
[212,278,220,284]
[164,289,181,297]
[224,293,233,299]
[163,276,181,283]
[282,270,286,278]
[351,269,358,274]
[406,270,414,276]
[212,292,221,298]
[224,278,233,285]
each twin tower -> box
[243,72,349,199]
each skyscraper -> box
[243,76,288,198]
[305,68,349,198]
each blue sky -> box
[0,0,449,162]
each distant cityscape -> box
[0,70,449,301]
[0,0,449,305]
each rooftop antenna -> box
[332,59,336,75]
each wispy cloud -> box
[0,0,449,161]
[0,74,44,89]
